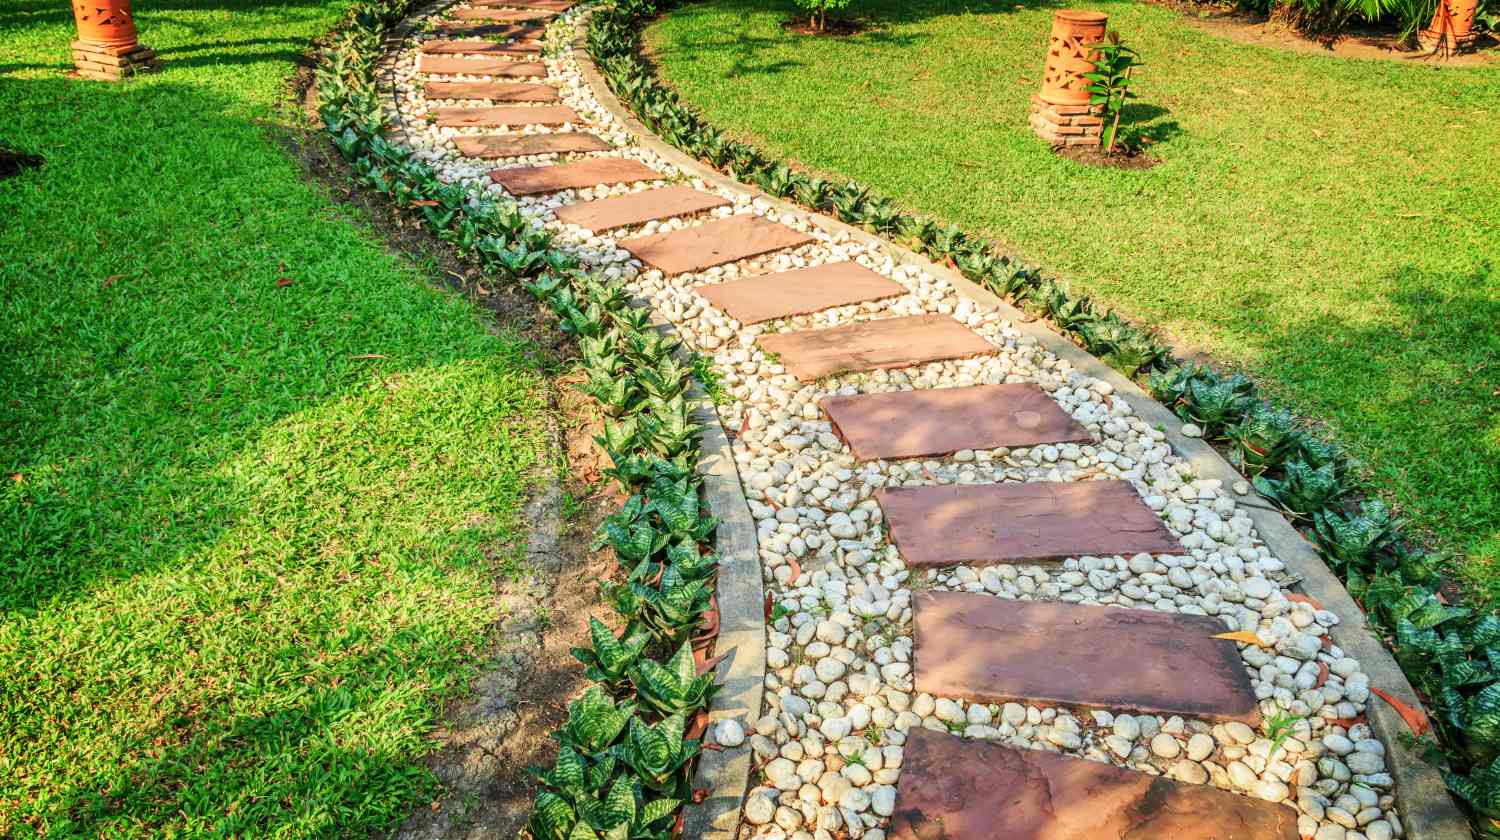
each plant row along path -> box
[318,3,1477,840]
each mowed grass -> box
[647,0,1500,600]
[1,0,551,835]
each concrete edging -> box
[569,16,1468,839]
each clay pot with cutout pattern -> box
[1038,10,1108,106]
[72,0,138,47]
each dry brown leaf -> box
[1285,592,1323,610]
[1213,630,1270,648]
[1371,686,1430,737]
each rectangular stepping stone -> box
[695,261,907,325]
[878,480,1180,568]
[419,57,546,76]
[889,729,1297,840]
[470,0,573,8]
[757,314,994,381]
[618,215,815,275]
[821,383,1092,461]
[449,7,555,21]
[489,157,662,196]
[454,133,609,159]
[433,105,580,128]
[553,185,730,232]
[433,20,545,37]
[913,590,1261,724]
[420,38,542,55]
[424,81,558,102]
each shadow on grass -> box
[1256,261,1500,596]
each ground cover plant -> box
[0,0,552,835]
[645,0,1500,605]
[310,7,726,839]
[591,0,1500,829]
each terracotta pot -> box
[1421,0,1479,50]
[1038,10,1108,106]
[71,0,138,48]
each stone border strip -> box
[567,15,1467,840]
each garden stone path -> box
[553,185,730,232]
[470,0,574,8]
[432,20,544,37]
[381,15,1407,840]
[619,215,817,275]
[757,314,996,381]
[913,590,1262,724]
[878,480,1182,568]
[820,383,1093,461]
[694,261,907,326]
[892,729,1299,840]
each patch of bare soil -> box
[1055,143,1160,171]
[1150,0,1498,64]
[781,16,868,37]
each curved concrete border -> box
[569,16,1467,840]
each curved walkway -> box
[374,5,1459,840]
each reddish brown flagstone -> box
[889,729,1298,840]
[489,158,663,195]
[419,57,546,77]
[449,7,555,21]
[470,0,573,8]
[420,37,541,54]
[432,105,581,128]
[618,215,816,275]
[453,133,610,159]
[553,185,730,232]
[432,20,545,36]
[694,261,907,325]
[913,590,1262,724]
[877,480,1180,568]
[820,383,1092,461]
[757,314,994,381]
[424,81,559,102]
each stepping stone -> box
[877,480,1180,568]
[454,132,610,159]
[695,261,907,325]
[618,216,815,275]
[433,20,545,36]
[470,0,573,8]
[433,105,580,128]
[449,7,555,21]
[889,729,1298,840]
[419,57,547,77]
[490,158,662,196]
[757,314,993,381]
[913,590,1261,724]
[424,81,558,102]
[420,38,542,56]
[553,185,730,232]
[820,383,1092,461]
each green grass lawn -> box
[1,1,552,835]
[647,0,1500,601]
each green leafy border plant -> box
[583,0,1500,832]
[313,5,727,839]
